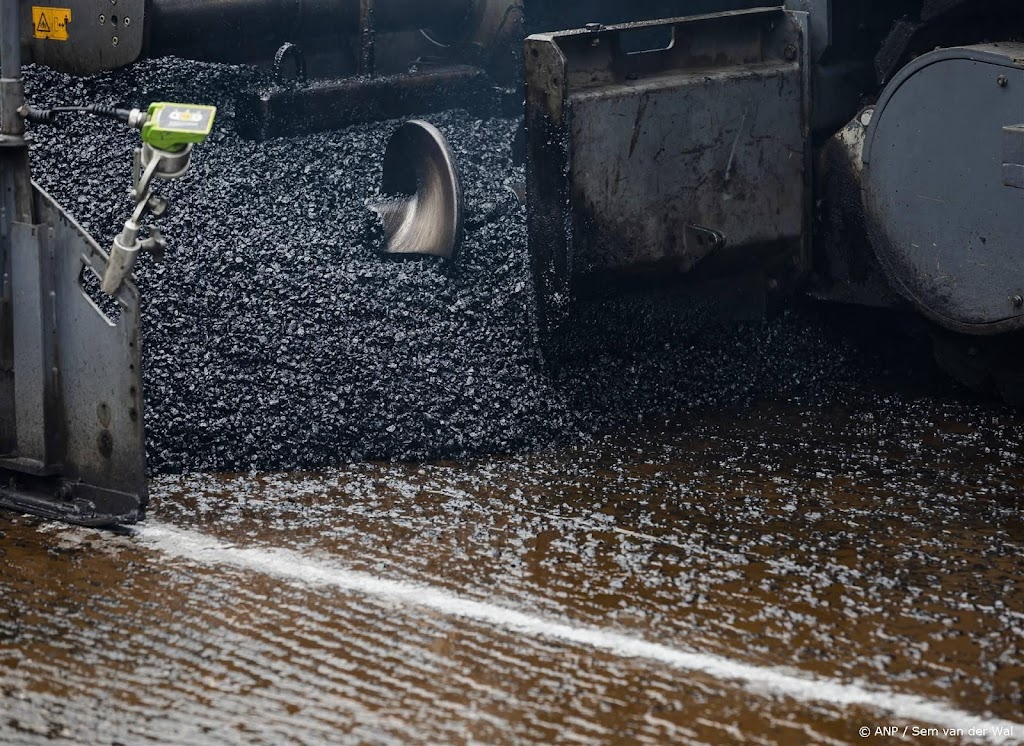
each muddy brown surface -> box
[2,393,1023,745]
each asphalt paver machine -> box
[1,0,1022,525]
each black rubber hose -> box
[20,104,134,126]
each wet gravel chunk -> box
[23,58,927,473]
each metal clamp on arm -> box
[101,101,216,295]
[101,142,187,294]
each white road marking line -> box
[138,524,1024,744]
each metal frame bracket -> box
[1003,124,1024,189]
[0,183,148,526]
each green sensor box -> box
[142,102,217,151]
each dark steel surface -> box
[0,185,147,527]
[38,184,147,513]
[811,114,902,310]
[566,56,806,275]
[8,221,62,467]
[525,9,810,341]
[19,0,145,75]
[145,0,471,63]
[235,65,498,140]
[809,60,876,136]
[522,0,762,36]
[874,18,922,85]
[873,0,1024,86]
[2,395,1024,743]
[862,44,1024,335]
[0,0,26,459]
[1003,124,1024,190]
[0,478,141,526]
[358,0,377,75]
[2,0,145,525]
[922,0,973,19]
[785,0,830,61]
[2,0,22,80]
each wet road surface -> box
[2,392,1023,745]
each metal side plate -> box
[0,183,147,526]
[525,8,811,340]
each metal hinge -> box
[1004,124,1024,189]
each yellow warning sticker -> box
[32,6,71,41]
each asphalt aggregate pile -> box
[22,59,944,473]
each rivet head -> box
[1012,295,1023,309]
[98,13,105,23]
[784,44,798,61]
[997,75,1009,88]
[112,35,119,46]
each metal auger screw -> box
[997,75,1008,88]
[1013,295,1023,309]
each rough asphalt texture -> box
[22,59,948,473]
